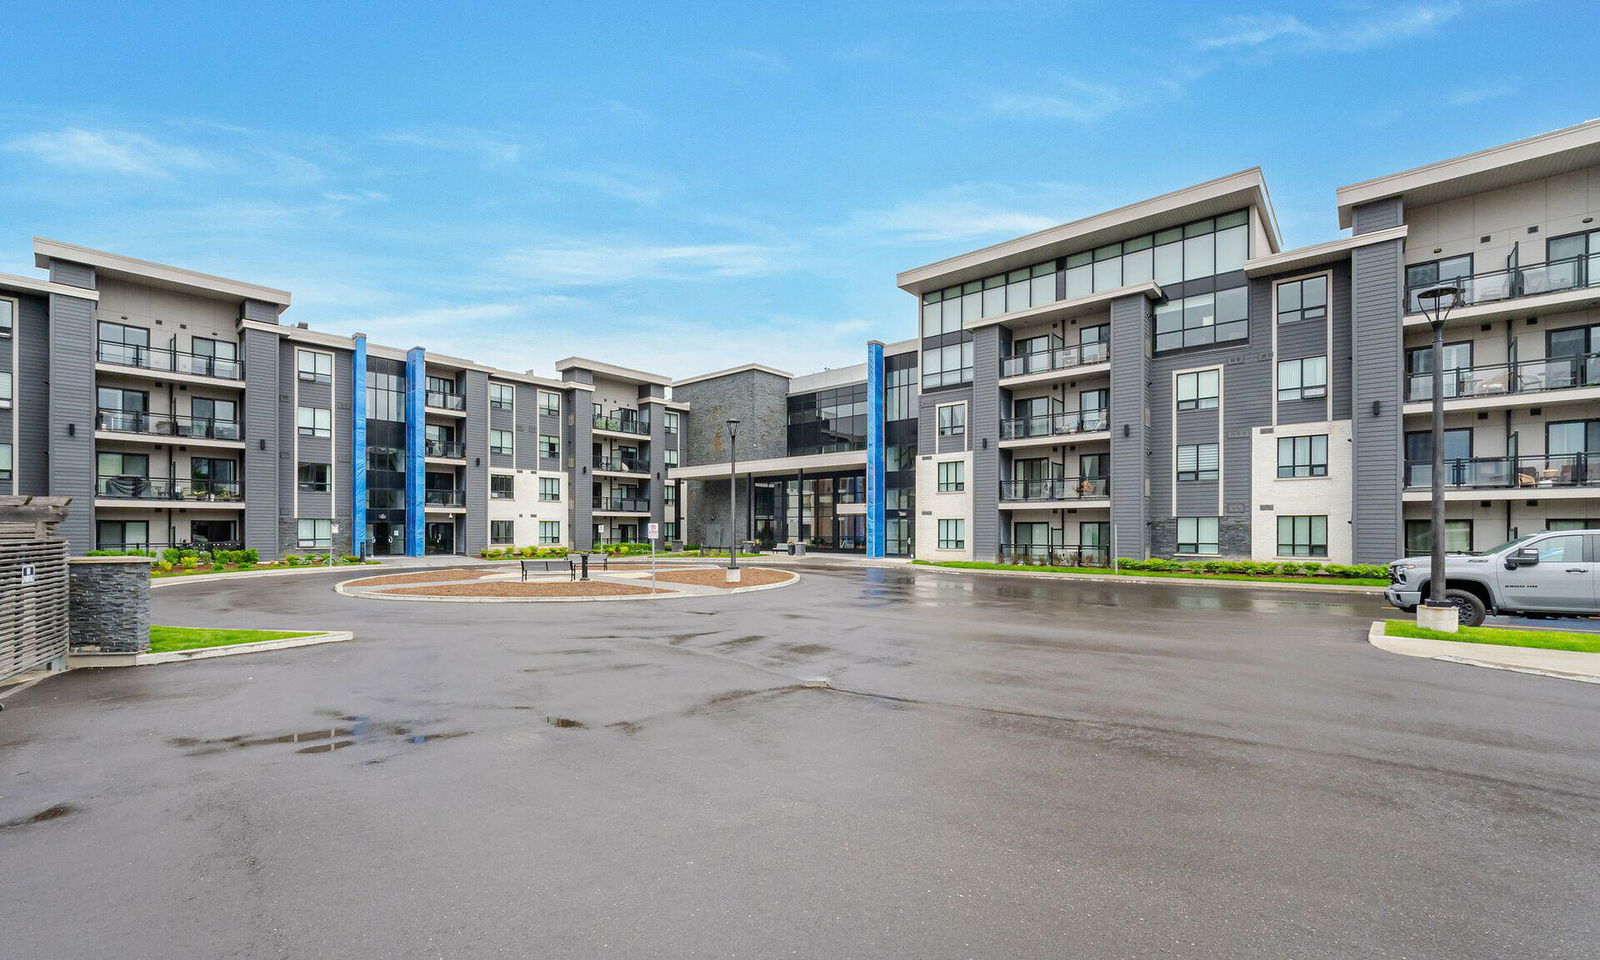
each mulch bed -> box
[378,581,663,598]
[649,568,796,589]
[350,569,501,586]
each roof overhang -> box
[673,362,794,388]
[554,356,672,387]
[33,238,291,307]
[0,270,100,301]
[1242,226,1408,278]
[669,449,867,481]
[896,168,1281,296]
[1336,119,1600,228]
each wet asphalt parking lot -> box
[2,561,1598,959]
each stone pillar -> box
[68,556,152,653]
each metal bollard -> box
[579,553,590,582]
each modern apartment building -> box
[0,239,684,558]
[5,120,1596,564]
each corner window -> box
[1277,435,1328,478]
[491,520,515,544]
[1276,515,1328,557]
[490,474,514,499]
[297,350,333,383]
[1176,370,1220,411]
[490,429,513,455]
[490,383,514,410]
[1277,356,1327,402]
[539,391,561,416]
[296,518,332,549]
[297,463,330,492]
[938,519,966,550]
[1276,276,1327,325]
[937,461,965,492]
[1175,443,1219,482]
[539,477,560,501]
[297,406,332,437]
[937,403,966,436]
[1176,517,1219,555]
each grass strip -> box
[149,625,320,653]
[1385,619,1600,653]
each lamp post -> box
[1415,282,1464,632]
[726,419,741,583]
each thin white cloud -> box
[841,182,1087,244]
[552,167,680,206]
[989,78,1132,123]
[1197,2,1462,52]
[1447,82,1517,106]
[497,239,789,286]
[3,127,214,177]
[379,128,524,168]
[726,48,790,74]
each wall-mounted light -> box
[474,457,481,467]
[67,423,76,437]
[980,438,988,449]
[1122,424,1130,438]
[259,438,267,451]
[1372,400,1381,417]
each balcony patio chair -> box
[1470,372,1510,395]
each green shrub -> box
[155,560,173,573]
[284,554,300,566]
[179,556,199,570]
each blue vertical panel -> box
[865,340,887,558]
[351,336,369,558]
[405,347,426,556]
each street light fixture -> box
[1415,282,1464,632]
[726,418,741,583]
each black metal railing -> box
[1000,411,1110,440]
[94,540,245,553]
[593,412,650,435]
[96,476,244,501]
[1405,255,1600,314]
[96,409,243,441]
[1403,453,1599,489]
[594,497,650,512]
[593,456,648,473]
[424,489,466,506]
[999,477,1110,501]
[1000,342,1109,379]
[996,543,1111,567]
[96,342,243,380]
[1405,352,1600,402]
[425,390,466,411]
[424,438,465,458]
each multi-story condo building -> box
[5,120,1597,565]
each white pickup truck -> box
[1384,530,1599,627]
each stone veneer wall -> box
[68,557,152,653]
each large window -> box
[1176,370,1220,411]
[298,350,332,383]
[489,383,514,410]
[938,519,966,550]
[1276,515,1328,557]
[1276,276,1327,325]
[0,298,12,337]
[1277,356,1327,402]
[1066,210,1249,295]
[921,341,975,390]
[539,434,560,460]
[1277,435,1328,478]
[1154,287,1248,352]
[788,383,869,455]
[922,262,1057,334]
[490,474,514,499]
[1405,519,1474,554]
[0,371,10,409]
[0,442,10,485]
[937,461,965,492]
[938,403,966,436]
[665,449,679,468]
[490,429,513,455]
[491,520,514,544]
[296,518,332,549]
[533,391,557,416]
[297,406,332,437]
[1176,516,1219,555]
[1405,255,1472,311]
[96,519,147,550]
[664,483,677,504]
[365,370,405,422]
[539,477,560,501]
[1176,443,1219,482]
[538,520,561,545]
[298,463,330,492]
[1548,229,1600,286]
[1547,418,1600,457]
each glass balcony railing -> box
[425,390,466,411]
[96,342,242,380]
[1405,254,1600,314]
[594,497,650,512]
[424,438,465,458]
[999,477,1109,502]
[996,543,1110,566]
[1000,342,1109,379]
[96,476,243,501]
[593,456,647,473]
[424,488,465,506]
[1403,453,1600,490]
[96,409,243,441]
[1000,411,1110,440]
[1405,352,1600,402]
[593,412,650,435]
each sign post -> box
[647,522,660,593]
[329,523,341,567]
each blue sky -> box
[1,0,1595,377]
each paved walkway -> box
[1369,622,1600,683]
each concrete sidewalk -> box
[1368,621,1600,684]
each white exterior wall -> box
[95,277,241,347]
[1404,166,1600,270]
[1250,419,1354,563]
[916,450,973,560]
[486,468,567,546]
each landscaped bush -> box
[179,556,199,570]
[85,549,158,558]
[602,542,651,556]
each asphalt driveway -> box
[2,562,1597,959]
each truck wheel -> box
[1444,589,1487,627]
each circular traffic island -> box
[336,563,798,603]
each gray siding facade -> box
[1108,294,1151,560]
[463,369,490,555]
[47,291,97,551]
[242,326,283,556]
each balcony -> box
[96,409,244,442]
[426,390,466,411]
[96,476,243,502]
[593,412,650,436]
[1404,353,1600,404]
[593,456,648,474]
[424,438,466,459]
[1403,454,1600,491]
[999,477,1109,503]
[1000,411,1110,441]
[995,543,1110,567]
[96,342,242,381]
[594,496,650,512]
[425,488,466,507]
[1406,255,1599,315]
[1000,342,1109,380]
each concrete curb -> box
[151,565,382,588]
[66,631,354,667]
[907,562,1384,594]
[1367,620,1600,684]
[335,570,801,603]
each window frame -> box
[490,520,515,545]
[1175,369,1220,411]
[1276,434,1329,478]
[296,518,332,549]
[297,349,333,384]
[937,460,966,492]
[539,477,561,501]
[489,429,513,456]
[937,402,967,437]
[538,520,561,545]
[0,296,14,339]
[1275,274,1329,326]
[296,405,332,437]
[0,370,11,409]
[539,434,560,460]
[0,442,11,485]
[1276,356,1328,403]
[538,391,561,417]
[297,462,331,492]
[1153,287,1249,353]
[937,518,966,550]
[1176,516,1220,555]
[489,383,515,410]
[1276,515,1329,558]
[490,473,515,500]
[1175,442,1219,482]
